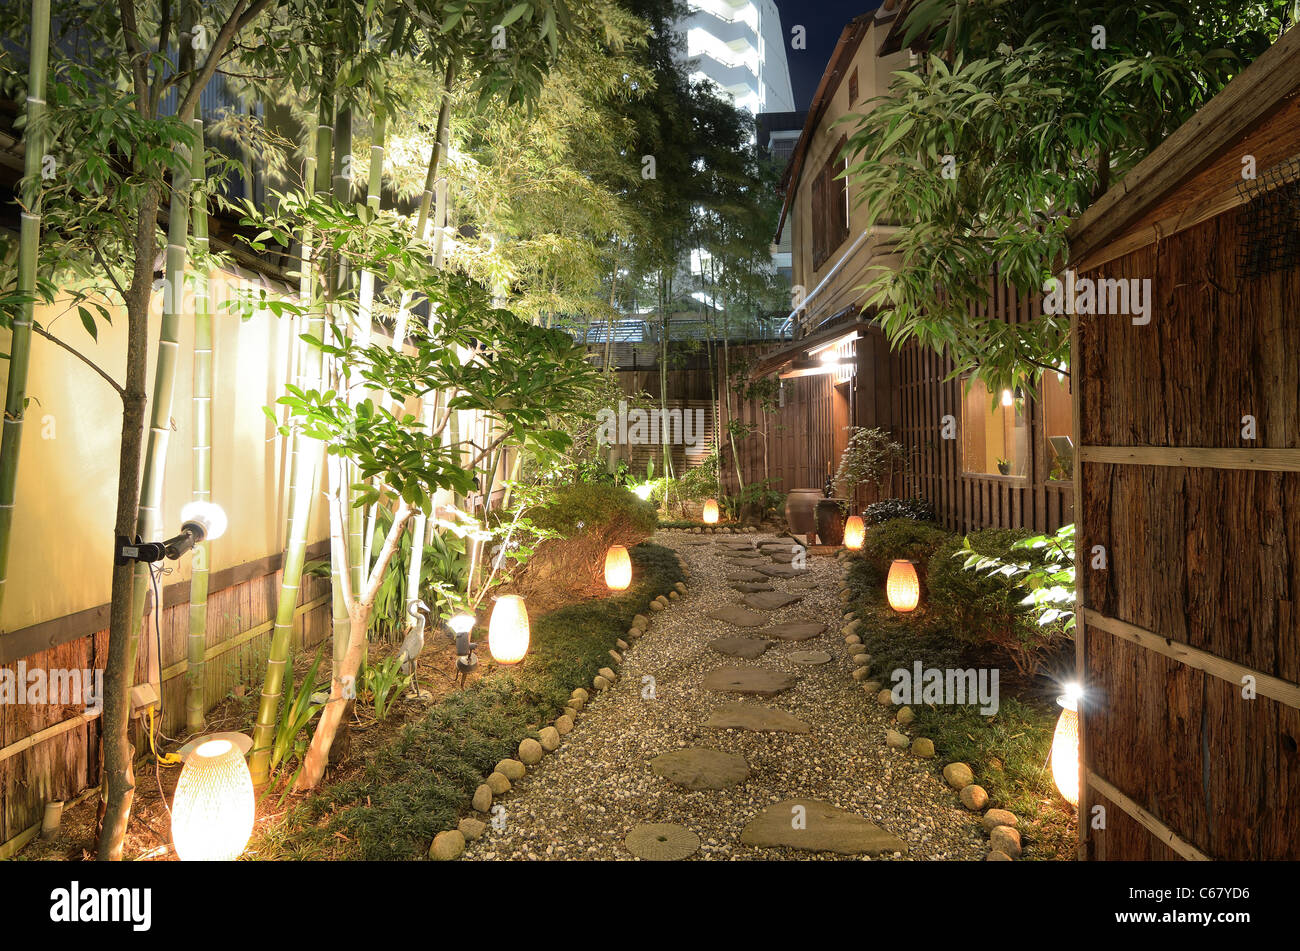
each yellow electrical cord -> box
[147,705,182,767]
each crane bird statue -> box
[396,600,431,698]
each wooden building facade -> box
[1066,26,1300,860]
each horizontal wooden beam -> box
[1088,771,1212,861]
[1083,609,1300,709]
[157,594,329,683]
[1079,446,1300,472]
[0,710,100,765]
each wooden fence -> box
[1067,29,1300,860]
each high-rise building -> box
[679,0,795,115]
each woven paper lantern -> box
[1051,687,1082,806]
[605,544,632,591]
[489,594,530,665]
[171,738,254,861]
[843,515,866,550]
[886,559,920,613]
[702,499,719,524]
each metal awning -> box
[747,319,872,380]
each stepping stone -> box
[705,702,811,734]
[788,650,832,665]
[764,621,827,642]
[680,538,712,546]
[740,799,907,855]
[769,550,808,564]
[726,570,767,583]
[756,565,805,578]
[730,582,775,593]
[743,591,805,611]
[707,605,769,628]
[625,823,700,860]
[650,748,750,790]
[708,636,772,659]
[703,666,799,696]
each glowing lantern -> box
[171,738,254,861]
[488,595,530,665]
[843,516,866,550]
[702,499,719,524]
[605,545,632,591]
[1051,684,1083,807]
[886,559,920,613]
[1000,388,1014,407]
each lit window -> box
[1042,369,1074,481]
[962,378,1028,477]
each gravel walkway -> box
[462,530,987,861]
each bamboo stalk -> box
[185,114,211,733]
[0,0,51,617]
[248,95,333,787]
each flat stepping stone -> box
[708,636,772,659]
[740,799,907,855]
[703,666,799,696]
[625,823,700,860]
[764,621,827,641]
[718,540,756,549]
[788,650,832,665]
[650,748,750,790]
[730,582,775,593]
[743,591,805,611]
[707,605,769,628]
[756,565,806,578]
[726,570,767,583]
[679,538,712,545]
[705,702,811,734]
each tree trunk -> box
[185,114,211,733]
[248,94,332,787]
[0,0,51,616]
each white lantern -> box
[843,515,866,550]
[886,559,920,613]
[1051,684,1083,807]
[604,545,632,591]
[489,595,530,665]
[171,738,255,861]
[702,499,719,524]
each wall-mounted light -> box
[488,595,530,666]
[1001,388,1014,407]
[604,545,632,591]
[843,516,865,550]
[702,499,719,524]
[886,559,919,613]
[1051,683,1083,807]
[116,501,228,564]
[171,737,254,861]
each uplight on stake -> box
[886,559,920,613]
[605,544,632,591]
[171,738,254,861]
[1051,683,1083,807]
[702,499,719,524]
[843,515,865,550]
[488,595,530,666]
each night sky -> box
[774,0,884,112]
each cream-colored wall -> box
[0,267,327,632]
[791,24,909,328]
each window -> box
[1041,370,1074,481]
[810,135,850,271]
[962,378,1029,477]
[848,68,859,105]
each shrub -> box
[513,483,658,604]
[864,496,936,525]
[927,528,1070,675]
[859,518,952,579]
[833,426,908,497]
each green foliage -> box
[928,527,1072,675]
[728,478,784,520]
[527,481,658,538]
[256,543,683,860]
[958,523,1077,631]
[864,497,936,525]
[360,656,414,722]
[842,0,1293,390]
[266,649,326,781]
[857,518,951,579]
[833,426,908,498]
